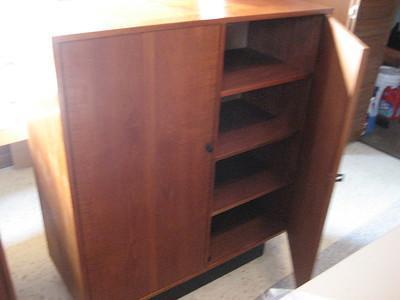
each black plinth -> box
[152,245,265,300]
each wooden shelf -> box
[213,170,290,216]
[221,48,309,97]
[216,100,297,160]
[219,99,275,132]
[216,121,297,160]
[209,197,286,265]
[213,152,291,216]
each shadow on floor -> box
[265,199,400,292]
[4,234,72,300]
[361,121,400,159]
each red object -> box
[379,87,400,120]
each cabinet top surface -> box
[51,0,332,41]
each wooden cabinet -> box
[352,0,397,138]
[0,240,15,300]
[307,0,397,138]
[29,1,368,299]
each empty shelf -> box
[221,48,309,97]
[219,99,275,132]
[216,114,297,161]
[213,169,290,216]
[209,197,286,265]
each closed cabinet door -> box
[56,25,221,299]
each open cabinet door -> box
[287,16,369,286]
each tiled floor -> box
[1,142,400,300]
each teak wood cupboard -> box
[0,239,15,300]
[29,1,369,299]
[307,0,397,138]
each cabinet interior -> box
[209,15,322,265]
[209,190,289,264]
[213,138,300,217]
[221,16,322,97]
[216,80,311,160]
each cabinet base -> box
[152,245,265,299]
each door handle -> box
[205,144,214,153]
[336,173,345,182]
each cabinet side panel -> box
[287,17,369,285]
[0,239,15,300]
[58,25,221,299]
[28,94,87,299]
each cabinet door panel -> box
[57,25,221,299]
[288,16,369,285]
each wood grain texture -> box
[357,0,396,20]
[213,142,297,217]
[51,0,331,42]
[28,96,88,299]
[209,194,287,266]
[360,57,384,88]
[210,213,285,265]
[248,15,323,74]
[352,85,377,134]
[216,80,311,161]
[355,18,394,38]
[216,117,298,161]
[221,48,309,97]
[0,239,15,300]
[56,26,221,299]
[384,47,400,66]
[29,2,366,298]
[213,169,290,216]
[287,16,369,285]
[306,0,397,139]
[350,0,397,138]
[305,0,357,26]
[218,98,275,132]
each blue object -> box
[365,87,379,135]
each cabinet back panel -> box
[57,25,221,299]
[247,15,324,73]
